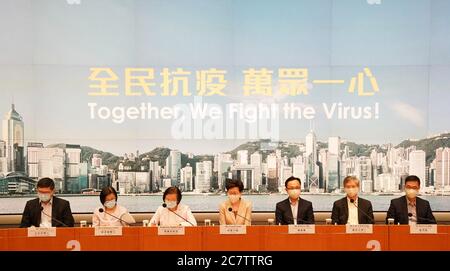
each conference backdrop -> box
[0,0,449,214]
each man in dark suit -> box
[331,176,374,225]
[20,177,74,227]
[386,175,436,225]
[275,176,314,225]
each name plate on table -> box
[220,225,247,235]
[95,226,123,236]
[288,224,316,234]
[346,224,373,234]
[158,226,185,236]
[410,224,437,234]
[27,227,56,237]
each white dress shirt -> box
[407,198,417,225]
[289,198,299,224]
[40,198,53,228]
[150,204,197,226]
[92,204,135,227]
[347,197,359,225]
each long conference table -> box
[1,225,449,251]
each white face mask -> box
[165,200,177,209]
[38,192,51,202]
[405,188,418,199]
[228,194,240,204]
[104,199,116,209]
[287,189,301,199]
[345,187,358,198]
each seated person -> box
[20,177,74,227]
[150,186,197,226]
[331,176,374,225]
[386,175,436,225]
[92,186,135,227]
[219,179,252,225]
[275,176,314,225]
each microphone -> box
[162,203,194,226]
[350,198,374,224]
[99,208,130,226]
[227,207,251,225]
[40,206,69,227]
[408,213,436,224]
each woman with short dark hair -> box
[219,179,252,225]
[92,186,135,227]
[150,186,197,226]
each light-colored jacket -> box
[219,198,252,225]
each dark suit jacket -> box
[20,196,75,227]
[331,197,374,225]
[275,198,314,225]
[386,196,436,225]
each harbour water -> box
[0,194,448,214]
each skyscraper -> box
[2,104,24,172]
[328,137,341,156]
[180,163,193,191]
[435,147,450,190]
[266,153,278,192]
[305,129,317,190]
[237,150,248,166]
[195,161,212,193]
[409,150,426,191]
[168,150,181,185]
[149,160,160,191]
[250,151,262,190]
[216,153,233,190]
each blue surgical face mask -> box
[104,199,116,209]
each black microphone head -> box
[162,203,167,208]
[99,208,104,213]
[40,206,44,211]
[228,207,233,212]
[350,199,355,203]
[408,213,413,217]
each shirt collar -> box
[347,197,358,205]
[407,197,416,207]
[40,197,53,206]
[289,197,299,205]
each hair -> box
[99,186,118,205]
[225,179,244,192]
[285,176,301,188]
[36,177,55,190]
[163,186,182,204]
[343,176,360,187]
[405,175,421,186]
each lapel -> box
[415,197,423,221]
[342,198,349,223]
[51,197,56,226]
[236,199,246,224]
[35,199,42,226]
[296,198,302,223]
[357,198,363,223]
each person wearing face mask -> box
[331,176,374,225]
[150,186,197,226]
[219,179,252,225]
[20,177,74,227]
[275,176,314,225]
[92,186,135,227]
[386,175,436,225]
